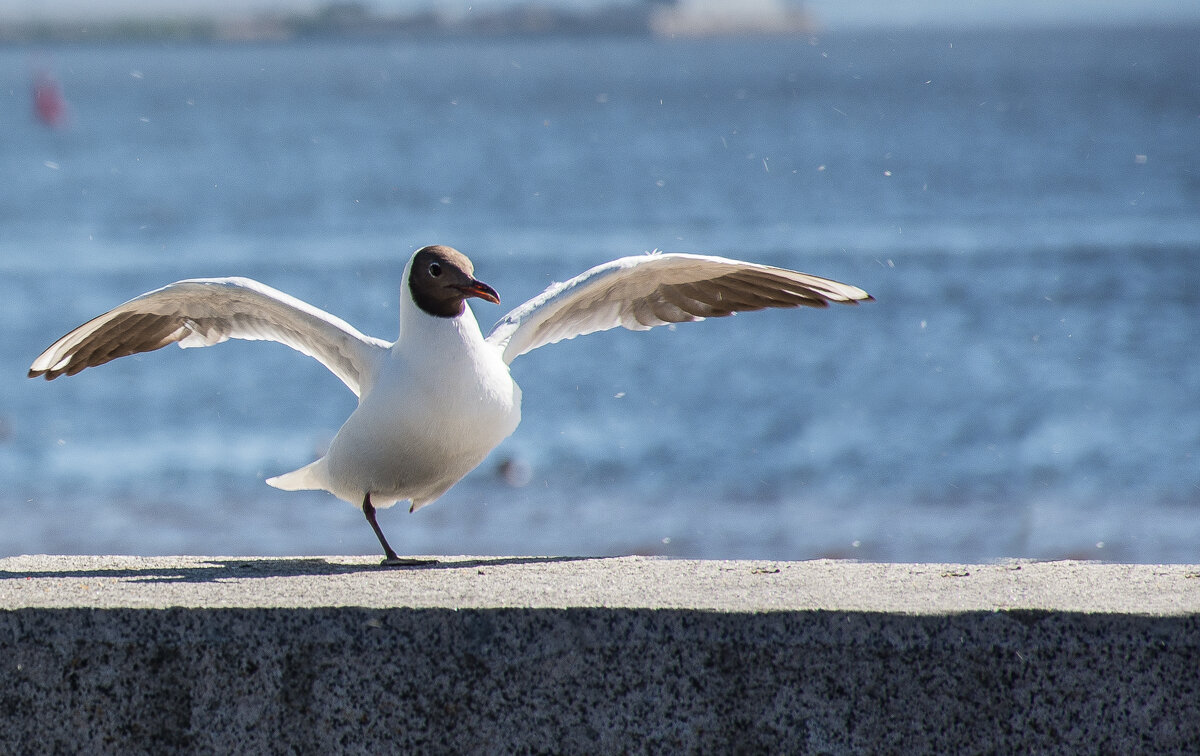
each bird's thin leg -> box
[362,493,437,567]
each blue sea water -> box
[2,26,1198,562]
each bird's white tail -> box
[266,457,331,492]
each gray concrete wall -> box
[1,555,1198,753]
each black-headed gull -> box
[29,246,872,565]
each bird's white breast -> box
[324,310,521,509]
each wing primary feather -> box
[721,272,831,308]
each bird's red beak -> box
[456,279,500,305]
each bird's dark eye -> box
[428,262,442,277]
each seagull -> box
[29,246,872,565]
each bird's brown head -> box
[407,245,500,318]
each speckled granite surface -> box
[0,556,1197,752]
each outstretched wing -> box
[485,252,872,364]
[28,277,390,397]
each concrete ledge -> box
[1,556,1198,752]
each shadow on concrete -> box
[0,555,598,583]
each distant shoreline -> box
[0,2,816,45]
[5,11,1196,47]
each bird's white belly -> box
[324,353,521,509]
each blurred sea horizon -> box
[3,24,1199,562]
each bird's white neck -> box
[396,288,488,353]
